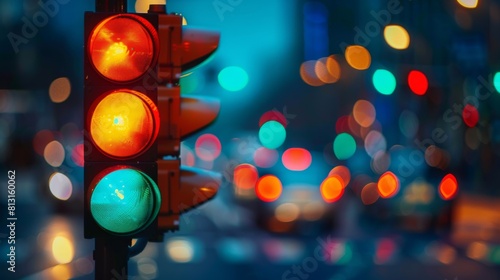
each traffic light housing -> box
[84,5,221,240]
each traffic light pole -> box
[94,237,130,279]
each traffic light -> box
[84,5,221,240]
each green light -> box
[90,168,160,234]
[494,72,500,93]
[333,133,356,160]
[218,66,249,92]
[259,120,286,149]
[373,69,396,95]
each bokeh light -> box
[233,164,259,190]
[465,127,481,150]
[335,115,350,134]
[255,175,282,202]
[49,172,73,201]
[494,72,500,93]
[166,238,194,263]
[345,45,371,70]
[371,151,391,174]
[135,0,166,13]
[399,110,419,138]
[71,144,84,167]
[467,242,489,261]
[333,133,356,160]
[320,175,344,203]
[373,69,396,95]
[462,104,479,127]
[195,134,222,161]
[315,57,340,83]
[259,121,286,149]
[325,56,341,82]
[374,238,397,264]
[49,77,71,103]
[404,180,434,204]
[439,174,458,200]
[44,140,65,167]
[457,0,478,8]
[51,265,71,280]
[180,143,196,167]
[275,203,300,222]
[302,202,326,221]
[377,171,400,198]
[328,166,351,187]
[300,60,324,86]
[364,130,387,158]
[384,25,410,50]
[353,99,376,127]
[52,236,74,264]
[408,70,428,95]
[361,182,379,205]
[282,148,312,171]
[253,147,279,168]
[137,258,158,279]
[424,145,449,169]
[33,130,56,156]
[259,110,288,128]
[218,66,249,91]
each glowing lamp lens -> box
[90,90,159,158]
[89,15,156,81]
[90,167,160,234]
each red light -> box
[408,70,428,95]
[259,110,288,128]
[439,174,458,200]
[255,175,282,202]
[89,14,157,82]
[335,115,350,134]
[320,175,344,203]
[233,164,258,190]
[377,171,400,198]
[282,148,312,171]
[195,134,222,161]
[89,90,159,158]
[462,104,479,127]
[375,239,396,264]
[71,144,84,167]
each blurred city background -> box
[1,0,500,279]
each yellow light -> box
[52,236,74,264]
[90,90,159,158]
[457,0,478,8]
[383,25,410,50]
